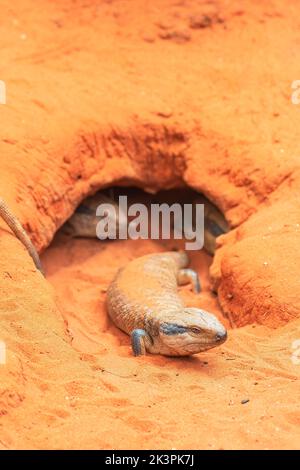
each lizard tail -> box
[0,198,44,275]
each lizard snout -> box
[215,330,227,343]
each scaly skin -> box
[107,251,227,356]
[0,198,43,274]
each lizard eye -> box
[190,327,202,334]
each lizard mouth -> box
[184,335,227,352]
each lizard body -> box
[107,251,227,356]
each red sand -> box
[0,0,300,449]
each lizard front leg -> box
[131,329,152,356]
[177,268,201,293]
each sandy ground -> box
[0,0,300,449]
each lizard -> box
[106,251,227,356]
[0,198,43,274]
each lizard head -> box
[159,307,227,356]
